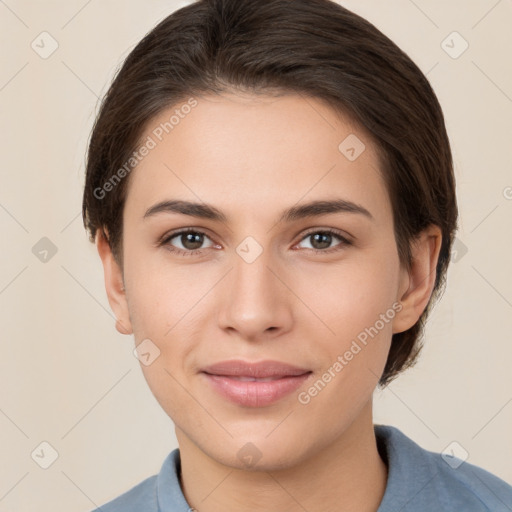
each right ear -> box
[95,229,133,335]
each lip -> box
[201,360,312,407]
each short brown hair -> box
[82,0,458,387]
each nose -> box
[216,246,294,341]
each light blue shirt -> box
[90,425,512,511]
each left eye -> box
[296,230,351,252]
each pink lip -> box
[201,360,312,407]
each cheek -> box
[295,264,398,428]
[294,249,399,392]
[123,251,208,396]
[123,247,205,338]
[297,251,400,337]
[125,267,203,420]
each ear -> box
[96,229,133,335]
[392,225,443,334]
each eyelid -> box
[297,227,353,243]
[158,226,215,244]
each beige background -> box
[0,1,511,510]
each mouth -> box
[200,360,313,407]
[216,375,287,382]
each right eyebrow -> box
[143,200,228,222]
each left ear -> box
[392,224,443,334]
[96,228,133,336]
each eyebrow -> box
[143,198,374,223]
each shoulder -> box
[88,474,158,512]
[87,449,183,512]
[375,424,512,512]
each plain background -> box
[0,1,511,510]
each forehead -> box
[124,93,390,223]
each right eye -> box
[160,228,217,256]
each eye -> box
[296,229,352,253]
[159,227,352,257]
[160,228,216,256]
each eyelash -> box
[158,227,352,257]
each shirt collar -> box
[154,425,437,511]
[157,448,192,511]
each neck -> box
[176,402,388,512]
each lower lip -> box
[202,373,312,407]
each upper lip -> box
[201,360,311,378]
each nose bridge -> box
[233,245,276,300]
[217,240,292,337]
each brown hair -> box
[82,0,458,387]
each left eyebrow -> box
[143,198,374,223]
[279,199,374,223]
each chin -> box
[193,427,318,473]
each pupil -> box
[312,233,331,249]
[183,233,203,250]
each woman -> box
[82,0,512,510]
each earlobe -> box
[96,229,133,336]
[392,225,443,334]
[115,319,132,335]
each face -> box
[102,92,418,470]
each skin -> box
[97,91,442,512]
